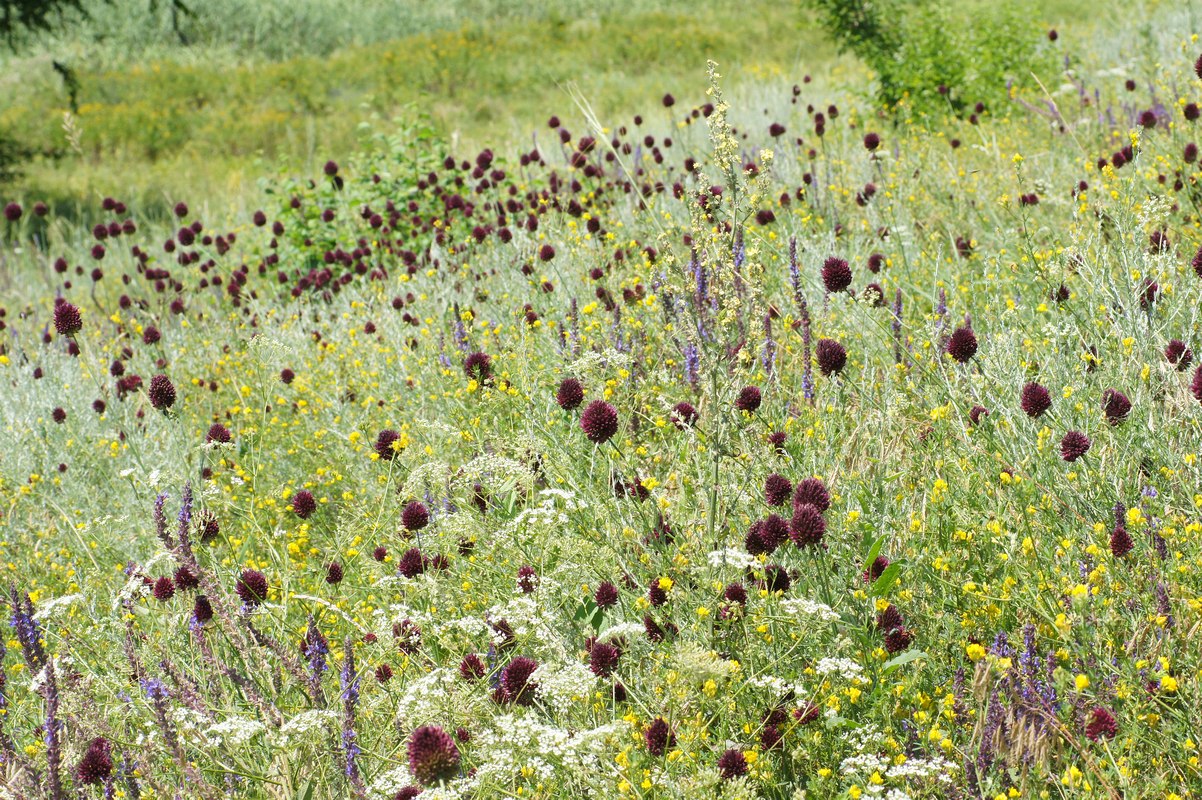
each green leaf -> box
[882,650,927,674]
[869,563,901,596]
[296,780,314,800]
[865,534,885,569]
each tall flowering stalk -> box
[43,659,66,800]
[9,588,46,671]
[340,638,367,798]
[790,239,815,403]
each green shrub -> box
[806,0,1058,116]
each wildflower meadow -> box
[3,1,1202,799]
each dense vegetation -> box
[3,1,1202,799]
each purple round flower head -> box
[717,748,748,780]
[863,132,881,151]
[206,423,231,444]
[789,503,826,547]
[815,338,846,376]
[402,501,429,532]
[499,656,539,704]
[193,594,214,624]
[793,477,830,513]
[764,474,792,506]
[556,378,584,410]
[744,520,772,556]
[662,93,675,108]
[153,576,175,601]
[821,257,852,293]
[648,582,668,607]
[1196,54,1202,80]
[407,725,461,786]
[863,555,890,583]
[3,202,22,222]
[1085,707,1118,741]
[589,641,620,676]
[884,626,914,653]
[458,653,486,681]
[1101,389,1131,425]
[463,351,492,383]
[517,565,538,594]
[76,737,113,785]
[538,244,556,261]
[292,490,317,519]
[281,368,295,384]
[394,788,422,800]
[53,299,82,337]
[325,562,343,584]
[581,400,619,444]
[761,563,790,593]
[876,604,904,632]
[946,326,978,362]
[398,548,426,578]
[171,565,198,591]
[1110,525,1133,557]
[236,569,268,607]
[594,581,619,607]
[645,717,675,756]
[1165,339,1193,370]
[1193,365,1202,404]
[671,401,699,429]
[199,513,220,543]
[734,385,762,412]
[148,374,176,410]
[375,429,401,460]
[768,430,787,454]
[1060,431,1091,462]
[969,405,989,425]
[1021,382,1052,418]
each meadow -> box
[3,0,1202,798]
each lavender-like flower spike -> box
[154,493,174,549]
[9,588,46,671]
[302,616,330,705]
[120,754,142,800]
[683,343,700,390]
[761,314,776,376]
[43,659,66,800]
[788,237,804,316]
[175,482,195,562]
[340,638,367,798]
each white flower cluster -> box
[840,753,889,775]
[395,668,457,727]
[486,597,560,653]
[532,661,596,716]
[705,548,759,570]
[885,755,958,783]
[32,593,84,621]
[369,769,474,800]
[278,710,338,744]
[597,622,645,643]
[472,715,626,786]
[203,717,267,747]
[780,597,839,623]
[815,657,865,681]
[745,673,806,698]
